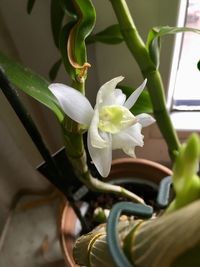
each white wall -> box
[0,0,181,228]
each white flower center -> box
[98,105,136,134]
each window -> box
[168,0,200,130]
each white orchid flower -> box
[49,76,155,177]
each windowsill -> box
[170,111,200,131]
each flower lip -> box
[98,105,137,134]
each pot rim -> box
[59,157,172,267]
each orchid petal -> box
[89,109,108,148]
[123,79,147,109]
[114,89,126,105]
[136,113,155,127]
[112,124,144,156]
[128,124,144,146]
[48,83,94,125]
[96,76,124,107]
[87,131,112,177]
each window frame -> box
[167,0,200,131]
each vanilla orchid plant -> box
[0,0,200,266]
[49,77,155,177]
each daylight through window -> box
[169,0,200,111]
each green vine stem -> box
[109,0,180,159]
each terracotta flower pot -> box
[60,158,172,267]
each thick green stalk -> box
[61,79,85,160]
[109,0,180,159]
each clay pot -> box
[60,158,172,267]
[60,202,80,267]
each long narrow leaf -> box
[71,0,96,66]
[61,0,95,82]
[59,0,77,18]
[0,52,64,122]
[27,0,36,14]
[146,26,200,68]
[50,0,65,48]
[59,0,96,81]
[49,58,62,81]
[87,24,123,44]
[146,26,200,48]
[60,22,76,80]
[131,200,200,267]
[197,60,200,71]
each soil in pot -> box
[60,158,172,267]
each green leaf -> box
[87,24,123,44]
[119,85,153,115]
[166,134,200,214]
[49,58,62,81]
[50,0,65,48]
[59,0,77,18]
[0,51,64,122]
[70,0,96,66]
[60,0,96,81]
[60,22,77,80]
[131,200,200,267]
[59,0,96,81]
[148,36,161,69]
[146,26,200,68]
[27,0,36,14]
[172,244,200,267]
[197,60,200,71]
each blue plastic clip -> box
[107,202,153,267]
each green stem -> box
[61,79,85,159]
[145,71,180,159]
[109,0,180,159]
[81,171,145,204]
